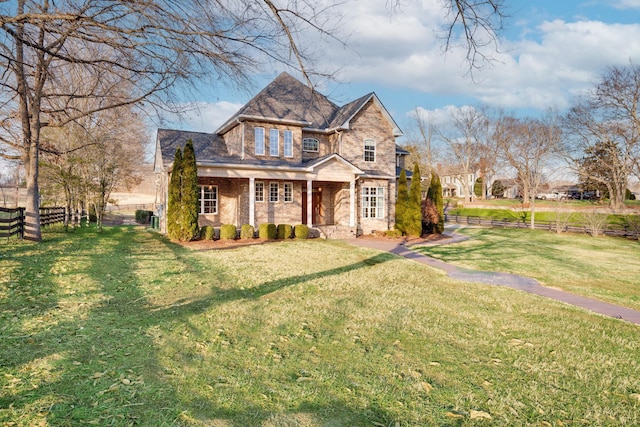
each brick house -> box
[154,72,406,238]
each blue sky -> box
[164,0,640,143]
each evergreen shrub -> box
[277,224,293,239]
[201,225,215,240]
[240,224,255,239]
[294,224,310,239]
[220,224,237,240]
[259,223,277,240]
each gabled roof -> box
[216,72,403,136]
[156,128,229,168]
[217,72,339,133]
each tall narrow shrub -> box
[395,169,409,234]
[406,163,423,236]
[167,147,182,240]
[181,139,200,241]
[430,173,445,234]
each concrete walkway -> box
[345,233,640,326]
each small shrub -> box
[240,224,255,239]
[294,224,310,239]
[277,224,293,239]
[135,210,153,224]
[220,224,237,240]
[259,223,277,240]
[384,229,403,238]
[200,225,215,240]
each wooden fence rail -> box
[444,214,639,239]
[0,207,65,239]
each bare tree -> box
[0,0,342,241]
[494,114,561,229]
[563,63,640,211]
[436,106,489,202]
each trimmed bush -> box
[240,224,255,239]
[385,229,403,238]
[294,224,310,239]
[135,210,153,224]
[277,224,293,239]
[259,223,277,240]
[200,225,215,240]
[220,224,237,240]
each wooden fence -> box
[0,207,65,239]
[445,214,639,239]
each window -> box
[284,130,293,157]
[302,138,319,152]
[284,182,293,202]
[198,185,218,214]
[362,187,384,219]
[364,139,376,162]
[255,127,265,155]
[255,181,264,202]
[270,129,279,156]
[269,182,279,202]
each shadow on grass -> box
[0,226,402,425]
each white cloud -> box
[324,0,640,115]
[156,101,243,134]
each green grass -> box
[1,226,639,426]
[448,207,638,226]
[415,227,640,311]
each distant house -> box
[439,170,481,199]
[154,72,407,238]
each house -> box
[154,72,406,238]
[439,170,481,199]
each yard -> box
[1,226,639,425]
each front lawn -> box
[414,227,640,311]
[1,227,639,425]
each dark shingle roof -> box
[157,129,228,166]
[217,73,340,132]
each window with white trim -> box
[284,130,293,157]
[270,129,279,156]
[255,181,264,202]
[284,182,293,202]
[303,137,319,152]
[364,139,376,162]
[198,185,218,214]
[269,182,279,202]
[255,127,265,155]
[362,186,385,219]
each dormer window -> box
[364,139,376,162]
[303,138,319,152]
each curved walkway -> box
[345,233,640,326]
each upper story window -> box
[303,138,319,152]
[284,130,293,157]
[255,181,264,202]
[269,129,279,156]
[364,139,376,162]
[198,185,218,214]
[255,127,265,156]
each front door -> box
[302,187,323,225]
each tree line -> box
[404,62,640,222]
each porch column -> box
[249,177,255,227]
[349,179,356,226]
[307,179,313,226]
